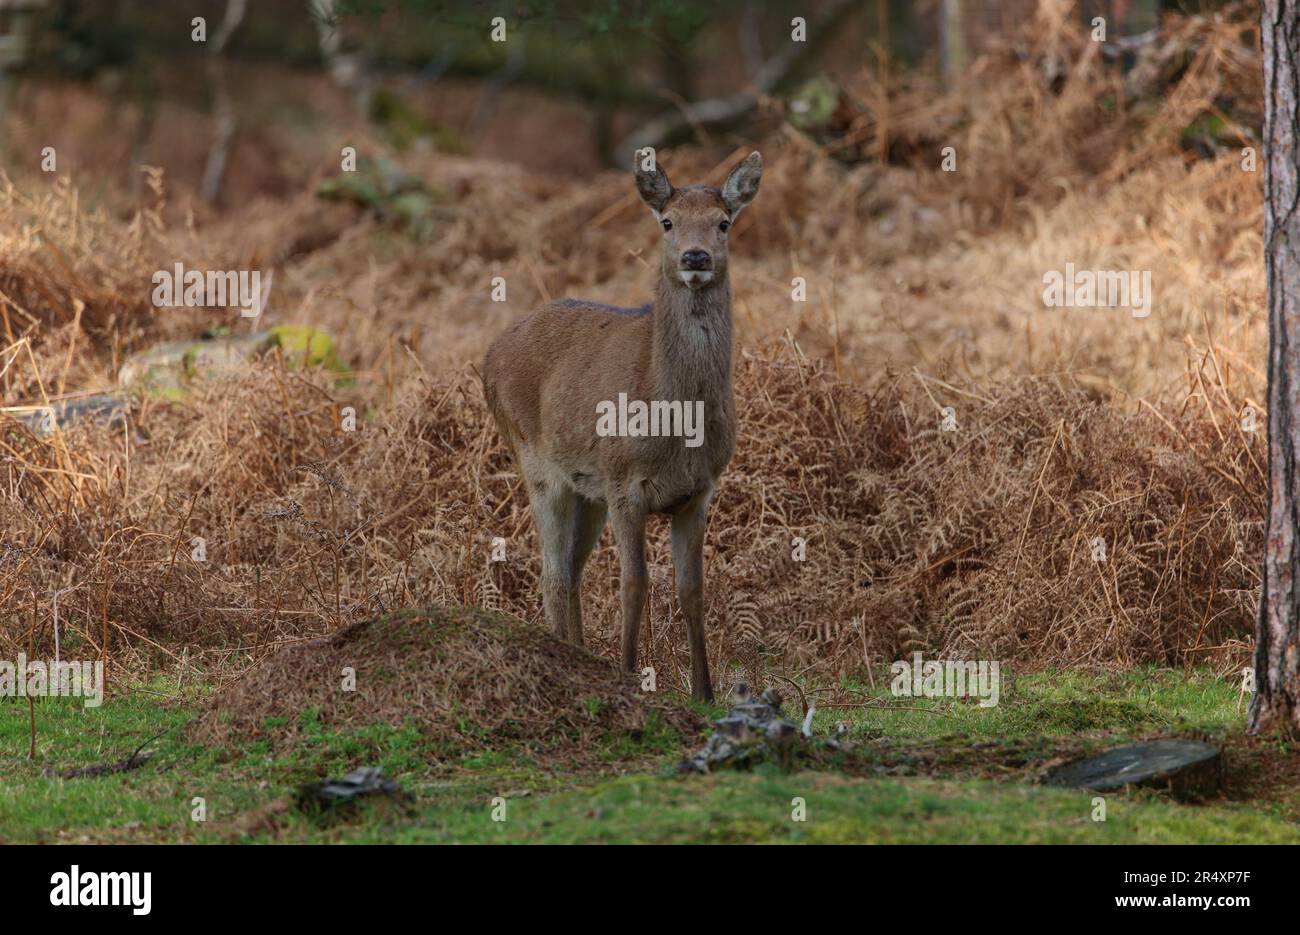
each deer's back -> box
[483,298,654,451]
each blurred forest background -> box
[0,1,1222,196]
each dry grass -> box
[0,1,1267,705]
[0,339,1260,696]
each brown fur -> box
[482,150,763,700]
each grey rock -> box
[1044,740,1222,801]
[296,766,410,813]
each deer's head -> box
[634,150,762,291]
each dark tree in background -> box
[1252,0,1300,737]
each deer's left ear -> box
[721,151,762,217]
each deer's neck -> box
[650,276,734,406]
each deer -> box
[481,149,763,701]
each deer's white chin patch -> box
[679,270,714,287]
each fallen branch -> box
[42,729,164,780]
[614,0,858,159]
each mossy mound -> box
[191,606,702,758]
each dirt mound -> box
[191,606,702,755]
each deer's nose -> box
[680,249,712,270]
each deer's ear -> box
[722,151,762,217]
[634,149,673,214]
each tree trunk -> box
[310,0,373,112]
[200,0,247,205]
[940,0,966,86]
[1251,0,1300,737]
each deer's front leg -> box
[671,491,713,702]
[608,486,648,673]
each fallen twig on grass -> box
[41,729,164,780]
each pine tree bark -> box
[1251,0,1300,737]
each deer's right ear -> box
[634,149,673,214]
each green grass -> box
[408,769,1300,844]
[811,666,1244,740]
[1,669,1295,843]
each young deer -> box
[482,150,763,701]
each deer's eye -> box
[661,218,673,231]
[719,219,731,233]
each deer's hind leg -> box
[528,472,581,644]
